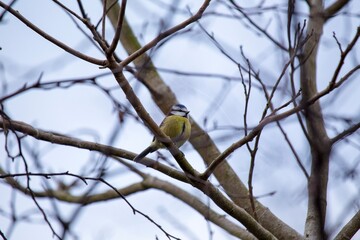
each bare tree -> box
[1,0,359,239]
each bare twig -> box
[0,0,16,21]
[200,64,358,180]
[0,116,189,183]
[1,170,182,240]
[76,0,87,19]
[331,122,360,145]
[1,167,256,240]
[239,59,258,220]
[52,0,84,22]
[0,1,106,66]
[106,0,127,56]
[330,27,360,88]
[200,30,313,180]
[228,0,288,51]
[101,0,107,38]
[27,189,61,239]
[119,0,211,67]
[0,229,7,240]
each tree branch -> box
[103,2,304,238]
[333,210,360,240]
[108,63,200,178]
[119,0,211,67]
[300,1,330,239]
[147,177,258,240]
[0,116,189,183]
[324,0,351,20]
[0,168,182,240]
[199,73,353,180]
[330,26,360,88]
[1,166,257,240]
[0,1,106,66]
[331,121,360,145]
[106,0,127,56]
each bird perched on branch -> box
[133,104,191,162]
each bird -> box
[133,104,191,162]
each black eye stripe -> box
[172,107,187,111]
[171,104,188,114]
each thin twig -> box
[0,0,16,21]
[0,2,106,66]
[1,170,182,240]
[239,58,258,220]
[76,0,87,18]
[52,0,84,22]
[0,116,189,183]
[119,0,211,67]
[101,0,107,39]
[106,0,127,56]
[329,27,360,88]
[200,63,359,179]
[331,122,360,145]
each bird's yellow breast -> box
[154,115,191,148]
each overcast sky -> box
[1,0,359,239]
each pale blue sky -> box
[1,0,359,239]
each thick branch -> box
[300,1,330,239]
[333,210,360,240]
[0,116,189,183]
[324,0,350,19]
[144,177,258,240]
[103,2,303,239]
[1,166,257,240]
[107,63,199,177]
[192,181,277,240]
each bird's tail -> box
[133,146,155,162]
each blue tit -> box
[133,104,191,162]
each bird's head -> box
[170,104,190,117]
